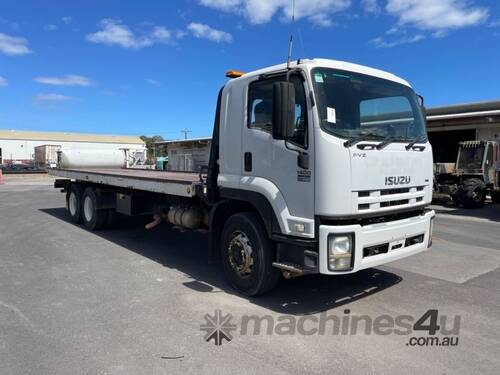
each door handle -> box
[244,152,252,172]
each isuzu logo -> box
[385,176,411,186]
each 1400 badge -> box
[298,170,312,182]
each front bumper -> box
[318,210,435,274]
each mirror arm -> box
[283,140,309,170]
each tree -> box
[140,135,165,161]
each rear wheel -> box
[221,212,280,296]
[461,178,486,208]
[66,184,83,223]
[82,187,109,231]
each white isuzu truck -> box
[49,58,435,296]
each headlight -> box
[428,217,435,248]
[328,234,353,271]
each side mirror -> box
[417,94,427,116]
[417,94,424,107]
[272,82,296,140]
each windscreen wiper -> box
[343,133,385,148]
[376,137,402,150]
[405,137,427,150]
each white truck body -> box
[49,58,435,295]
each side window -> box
[248,79,275,133]
[290,76,308,148]
[247,76,308,147]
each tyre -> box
[81,187,109,231]
[221,212,280,296]
[461,178,486,208]
[66,184,83,224]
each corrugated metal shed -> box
[426,100,500,163]
[155,137,212,146]
[427,100,500,119]
[156,137,212,172]
[0,129,144,144]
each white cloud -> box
[0,76,7,86]
[371,34,424,48]
[34,75,93,87]
[198,0,350,26]
[361,0,380,13]
[86,19,173,49]
[386,0,488,32]
[490,19,500,28]
[35,93,74,103]
[0,33,33,56]
[369,1,488,49]
[44,24,58,31]
[309,14,335,27]
[187,22,233,43]
[147,79,160,85]
[62,16,72,24]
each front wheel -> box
[221,212,280,296]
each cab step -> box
[272,262,304,275]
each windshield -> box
[311,68,427,142]
[457,145,485,170]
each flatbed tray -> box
[48,168,202,197]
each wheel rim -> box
[83,196,94,222]
[68,192,78,216]
[227,231,254,278]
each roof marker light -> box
[226,70,245,79]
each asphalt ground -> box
[0,175,499,374]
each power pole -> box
[181,128,192,140]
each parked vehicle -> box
[48,59,435,296]
[434,140,500,207]
[35,145,61,168]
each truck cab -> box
[213,58,434,285]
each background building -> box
[155,137,211,172]
[0,130,145,165]
[427,100,500,163]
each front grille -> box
[363,233,425,258]
[380,199,409,208]
[319,208,427,227]
[381,188,410,196]
[363,243,389,257]
[405,234,424,247]
[356,186,427,212]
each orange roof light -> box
[226,70,245,79]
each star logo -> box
[200,310,237,346]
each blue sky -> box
[0,0,499,139]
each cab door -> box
[241,73,314,235]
